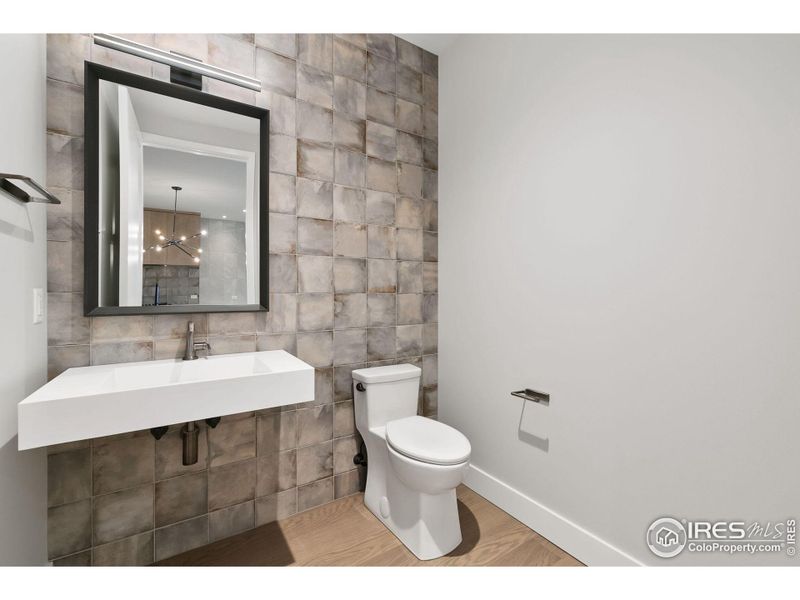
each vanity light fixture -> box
[92,33,262,91]
[146,186,206,262]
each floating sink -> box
[18,350,314,450]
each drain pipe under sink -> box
[182,422,200,465]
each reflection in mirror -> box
[91,71,266,314]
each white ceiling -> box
[396,34,460,56]
[142,146,247,222]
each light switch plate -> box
[32,287,44,324]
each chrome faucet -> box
[183,321,211,360]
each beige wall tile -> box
[209,500,254,542]
[334,293,367,329]
[367,327,396,361]
[333,435,359,474]
[297,331,334,368]
[93,485,154,546]
[154,516,209,562]
[297,140,334,181]
[297,63,333,108]
[367,87,395,126]
[396,98,422,135]
[334,223,367,258]
[333,76,366,118]
[367,225,396,260]
[367,35,397,61]
[298,34,333,72]
[208,418,256,468]
[155,472,208,528]
[298,293,334,331]
[334,469,362,498]
[298,477,334,512]
[397,38,423,71]
[297,177,334,219]
[333,329,367,365]
[333,38,366,82]
[53,550,91,566]
[91,315,153,342]
[255,489,297,526]
[256,48,297,96]
[269,172,297,214]
[298,217,333,255]
[367,258,397,293]
[255,34,297,58]
[334,364,366,402]
[47,344,90,380]
[257,411,297,454]
[298,255,333,293]
[297,404,333,447]
[48,499,91,559]
[93,435,154,495]
[92,532,153,566]
[208,459,256,511]
[333,186,366,223]
[333,258,366,293]
[333,401,355,438]
[256,450,296,496]
[297,441,333,485]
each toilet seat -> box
[385,416,471,466]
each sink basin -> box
[18,350,314,450]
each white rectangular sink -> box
[18,350,314,450]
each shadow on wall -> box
[0,198,35,242]
[517,403,550,453]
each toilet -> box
[352,363,471,560]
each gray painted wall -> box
[440,34,800,565]
[0,33,48,566]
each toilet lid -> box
[385,416,471,466]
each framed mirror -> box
[83,62,269,316]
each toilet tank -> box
[352,364,421,431]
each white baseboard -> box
[464,464,643,566]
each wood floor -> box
[156,486,583,566]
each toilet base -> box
[360,429,465,560]
[364,484,463,561]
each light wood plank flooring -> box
[156,486,582,566]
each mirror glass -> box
[91,74,265,313]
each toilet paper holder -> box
[511,388,550,406]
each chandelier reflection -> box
[146,185,206,263]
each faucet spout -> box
[183,321,195,360]
[183,321,210,360]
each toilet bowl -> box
[352,364,471,560]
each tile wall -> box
[44,33,438,565]
[142,265,199,306]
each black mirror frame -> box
[83,61,270,316]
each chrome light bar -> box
[92,33,262,92]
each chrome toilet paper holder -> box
[510,388,550,406]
